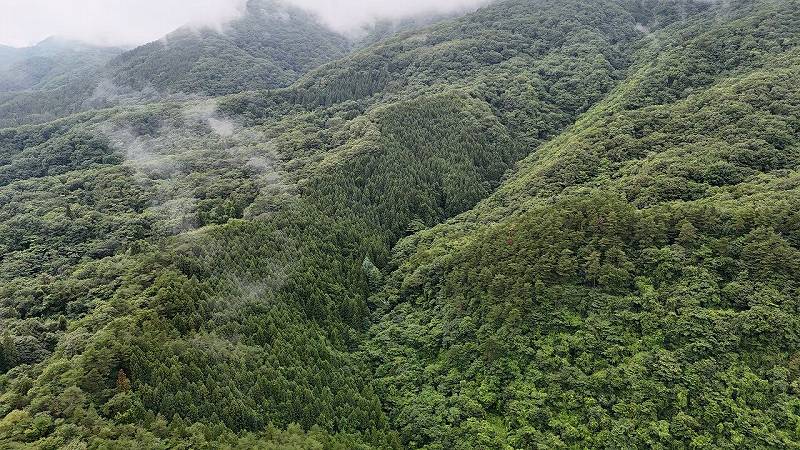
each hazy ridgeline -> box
[1,0,799,448]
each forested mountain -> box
[0,38,124,93]
[0,39,126,128]
[1,0,799,448]
[105,0,349,96]
[0,0,349,128]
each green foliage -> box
[2,0,799,448]
[367,1,800,447]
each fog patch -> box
[1,0,248,48]
[100,123,179,177]
[208,117,235,137]
[183,100,238,137]
[2,0,492,48]
[83,77,210,113]
[99,99,292,233]
[286,0,491,34]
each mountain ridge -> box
[0,0,351,128]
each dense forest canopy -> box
[1,0,799,448]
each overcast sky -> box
[0,0,487,48]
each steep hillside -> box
[368,0,800,447]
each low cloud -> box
[0,0,247,47]
[287,0,490,33]
[0,0,487,48]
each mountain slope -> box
[367,1,800,447]
[106,0,349,96]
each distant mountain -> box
[0,45,22,68]
[105,0,349,96]
[0,38,124,93]
[0,0,349,127]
